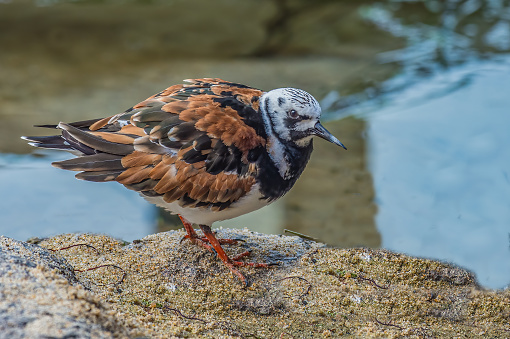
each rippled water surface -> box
[1,0,509,289]
[367,60,510,289]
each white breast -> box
[142,183,270,226]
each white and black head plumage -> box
[259,87,345,181]
[261,87,345,148]
[261,88,319,148]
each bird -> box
[22,78,346,285]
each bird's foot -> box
[197,225,276,286]
[178,216,274,286]
[231,250,275,268]
[180,233,240,245]
[181,234,214,252]
[219,253,276,286]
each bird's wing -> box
[33,78,266,210]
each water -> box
[0,152,155,241]
[367,60,510,289]
[1,0,509,289]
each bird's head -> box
[260,88,346,149]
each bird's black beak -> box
[312,122,347,150]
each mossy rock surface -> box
[2,231,508,338]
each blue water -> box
[0,152,155,241]
[366,59,510,289]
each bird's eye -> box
[287,109,299,119]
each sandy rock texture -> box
[2,230,507,338]
[0,236,135,339]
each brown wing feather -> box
[38,78,265,209]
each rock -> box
[17,230,510,338]
[2,231,509,338]
[0,236,133,339]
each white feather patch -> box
[143,183,270,225]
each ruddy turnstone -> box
[23,78,346,285]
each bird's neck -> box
[255,137,313,201]
[260,116,314,200]
[264,132,312,180]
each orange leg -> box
[179,215,240,245]
[179,215,198,238]
[178,215,213,252]
[199,224,272,286]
